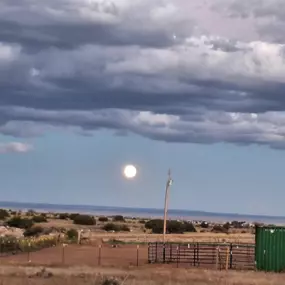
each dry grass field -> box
[36,217,255,244]
[89,232,254,244]
[0,265,283,285]
[0,211,279,284]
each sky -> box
[1,0,285,216]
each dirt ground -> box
[0,265,283,285]
[1,244,148,267]
[0,242,255,272]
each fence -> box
[0,240,255,270]
[148,242,255,270]
[0,243,148,267]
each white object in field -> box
[77,229,81,244]
[123,164,137,179]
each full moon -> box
[123,165,137,179]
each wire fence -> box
[148,242,255,270]
[0,243,148,267]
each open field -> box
[35,217,255,244]
[0,265,284,285]
[0,210,279,284]
[88,232,255,244]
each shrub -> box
[32,215,48,223]
[43,227,53,235]
[69,213,79,221]
[27,209,36,216]
[23,226,44,237]
[73,215,96,225]
[139,220,146,224]
[66,229,78,240]
[145,219,162,230]
[231,221,245,229]
[183,222,197,232]
[0,209,10,220]
[112,215,125,222]
[120,224,130,232]
[103,223,120,232]
[211,225,228,233]
[145,219,165,233]
[145,219,195,234]
[58,213,69,220]
[223,222,230,230]
[98,216,109,222]
[200,221,209,228]
[6,216,34,229]
[166,220,184,234]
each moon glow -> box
[123,164,137,179]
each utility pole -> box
[163,169,173,243]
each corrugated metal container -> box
[255,226,285,272]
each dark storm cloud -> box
[0,0,191,51]
[0,19,177,52]
[1,0,285,149]
[213,0,285,41]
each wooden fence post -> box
[155,242,158,263]
[176,246,179,268]
[225,246,230,271]
[197,242,200,267]
[136,245,139,267]
[62,243,67,264]
[229,243,233,269]
[77,230,82,245]
[215,247,219,270]
[98,245,102,266]
[193,244,196,266]
[27,242,31,263]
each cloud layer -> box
[1,0,285,148]
[0,142,32,154]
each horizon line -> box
[0,200,283,219]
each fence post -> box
[155,242,158,263]
[27,242,31,263]
[98,245,102,266]
[163,242,166,263]
[193,244,196,266]
[62,244,66,264]
[225,246,230,271]
[136,245,139,267]
[77,230,82,245]
[176,246,179,268]
[197,243,200,267]
[229,243,233,269]
[215,247,219,270]
[170,243,172,263]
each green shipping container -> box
[255,226,285,272]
